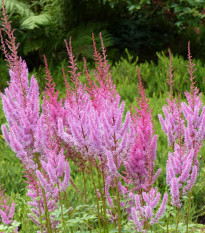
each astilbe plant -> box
[58,34,168,232]
[25,168,59,233]
[0,186,17,232]
[123,68,168,232]
[0,1,40,170]
[0,1,169,232]
[0,2,71,232]
[126,67,160,192]
[58,34,137,232]
[158,47,205,232]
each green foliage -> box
[0,101,25,195]
[0,0,34,18]
[20,13,52,30]
[0,0,64,29]
[104,0,205,30]
[0,58,9,92]
[0,0,66,71]
[69,22,113,60]
[171,0,205,30]
[54,204,97,232]
[112,49,205,101]
[0,220,20,232]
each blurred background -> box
[1,0,205,94]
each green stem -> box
[89,159,102,233]
[115,178,121,233]
[41,187,53,233]
[175,207,180,233]
[83,171,87,203]
[102,166,109,233]
[102,168,109,233]
[167,213,170,233]
[144,220,148,230]
[111,184,117,228]
[64,191,70,214]
[64,192,73,233]
[57,186,66,233]
[97,165,108,233]
[70,178,87,204]
[34,154,52,232]
[186,190,192,233]
[34,178,43,233]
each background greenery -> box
[1,0,205,71]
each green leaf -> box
[0,0,34,17]
[21,13,52,30]
[0,225,7,231]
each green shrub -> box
[112,50,205,100]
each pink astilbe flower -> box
[89,33,116,111]
[166,146,196,204]
[25,169,58,231]
[34,55,66,157]
[56,36,142,228]
[1,63,40,167]
[183,165,197,195]
[58,35,135,173]
[125,67,160,191]
[0,186,17,232]
[180,44,205,155]
[170,176,181,208]
[37,148,70,193]
[159,46,205,208]
[0,8,69,231]
[158,98,184,148]
[158,50,184,149]
[131,188,168,232]
[0,2,40,168]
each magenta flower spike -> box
[125,67,160,192]
[131,188,168,232]
[25,169,59,231]
[0,2,41,168]
[158,50,184,149]
[36,148,70,193]
[0,186,17,231]
[159,46,205,208]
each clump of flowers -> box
[158,47,205,231]
[0,186,17,232]
[0,1,183,232]
[122,68,167,232]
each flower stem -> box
[175,207,180,233]
[64,191,73,233]
[167,213,170,233]
[58,187,66,233]
[34,177,43,233]
[41,187,53,233]
[83,171,87,203]
[89,159,102,233]
[97,164,108,233]
[115,178,121,233]
[186,190,192,233]
[70,178,87,204]
[111,184,117,228]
